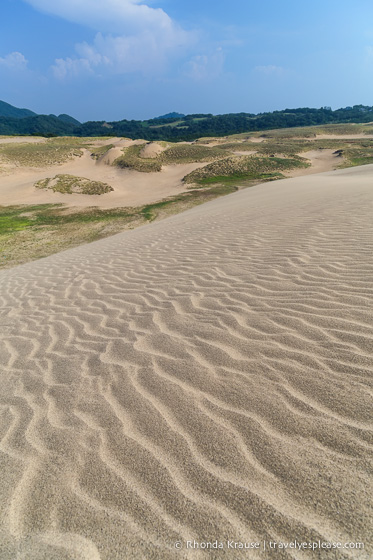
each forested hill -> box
[0,100,80,135]
[0,100,37,119]
[1,105,373,139]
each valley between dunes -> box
[0,136,345,209]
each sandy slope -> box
[0,166,372,559]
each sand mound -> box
[35,174,113,195]
[97,146,124,165]
[0,165,372,559]
[139,142,166,159]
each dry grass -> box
[159,144,227,164]
[338,143,373,167]
[258,123,373,139]
[35,174,113,195]
[90,144,115,160]
[0,137,94,167]
[113,144,162,172]
[216,142,259,151]
[113,143,228,172]
[183,155,309,185]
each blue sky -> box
[0,0,372,121]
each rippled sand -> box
[0,166,372,559]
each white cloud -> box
[0,52,28,70]
[52,27,192,79]
[24,0,175,35]
[52,57,94,80]
[24,0,194,79]
[184,49,225,81]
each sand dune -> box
[0,166,372,559]
[139,142,167,159]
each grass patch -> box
[183,155,309,185]
[35,174,113,195]
[113,144,162,172]
[113,142,227,171]
[159,144,227,164]
[194,172,285,186]
[0,185,237,268]
[258,123,372,139]
[348,156,373,166]
[90,144,115,159]
[336,143,373,167]
[0,137,94,167]
[215,142,258,152]
[0,204,62,236]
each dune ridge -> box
[0,166,372,559]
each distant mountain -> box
[1,101,373,140]
[0,114,76,136]
[0,100,80,128]
[154,112,185,120]
[0,100,37,119]
[57,113,81,126]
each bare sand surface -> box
[139,142,167,159]
[0,150,206,208]
[285,149,342,177]
[0,165,372,559]
[232,150,258,156]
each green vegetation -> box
[3,122,373,269]
[254,140,312,156]
[90,144,115,159]
[35,174,113,195]
[114,144,162,172]
[216,142,259,152]
[193,173,285,187]
[183,155,309,185]
[3,104,373,141]
[337,143,373,167]
[160,144,227,164]
[0,185,236,268]
[0,100,37,119]
[0,209,36,235]
[345,156,373,166]
[0,137,92,166]
[113,142,229,172]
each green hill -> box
[1,100,373,140]
[57,113,81,126]
[0,114,76,136]
[0,100,37,119]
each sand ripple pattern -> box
[0,166,372,559]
